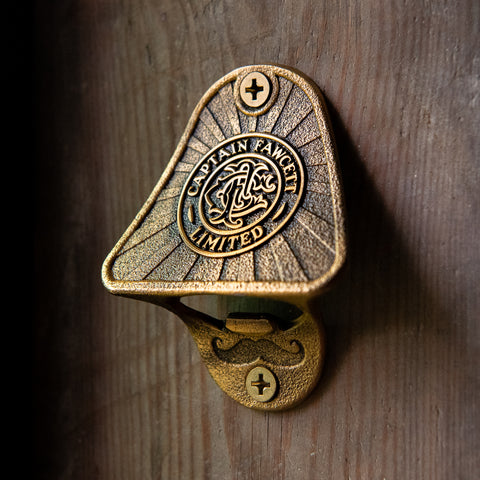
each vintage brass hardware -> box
[102,65,346,410]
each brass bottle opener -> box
[102,65,346,410]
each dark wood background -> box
[33,1,479,478]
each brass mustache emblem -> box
[212,337,305,366]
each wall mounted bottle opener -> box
[102,65,346,410]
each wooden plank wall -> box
[34,1,479,479]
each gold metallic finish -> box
[239,72,271,108]
[172,301,324,410]
[102,65,346,410]
[246,367,277,402]
[235,69,279,116]
[177,133,305,258]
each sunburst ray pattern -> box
[110,73,339,284]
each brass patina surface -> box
[102,65,346,410]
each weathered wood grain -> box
[34,1,479,479]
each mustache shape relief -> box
[212,337,305,366]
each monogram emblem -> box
[203,157,277,230]
[178,133,305,257]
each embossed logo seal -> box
[178,133,305,257]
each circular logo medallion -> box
[178,133,305,257]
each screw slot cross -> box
[250,373,270,395]
[244,77,264,101]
